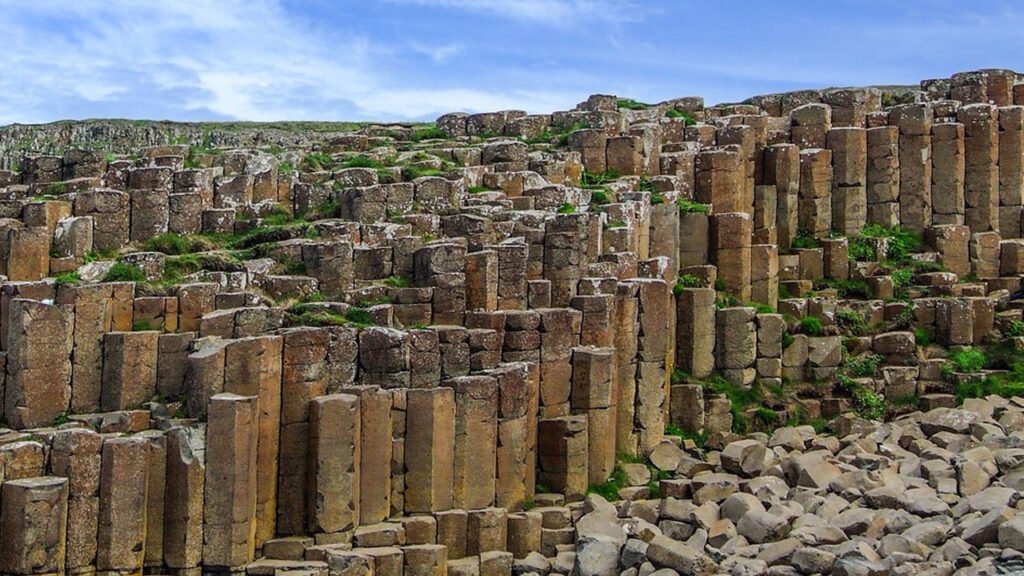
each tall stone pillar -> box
[444,375,498,510]
[675,288,716,379]
[49,428,102,574]
[999,106,1024,236]
[710,212,752,302]
[308,394,360,537]
[405,387,456,513]
[537,416,588,501]
[5,299,72,429]
[892,103,933,232]
[277,327,327,535]
[0,477,68,576]
[571,346,616,486]
[931,123,966,225]
[203,394,260,571]
[866,126,901,226]
[164,426,205,573]
[764,144,800,248]
[487,362,535,511]
[798,148,833,238]
[960,103,1000,232]
[827,127,867,235]
[97,437,150,575]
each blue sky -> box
[0,0,1021,124]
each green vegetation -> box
[782,332,794,349]
[847,236,877,261]
[799,316,822,336]
[45,182,67,195]
[133,320,155,331]
[616,98,650,110]
[845,353,882,378]
[1007,320,1024,338]
[915,328,932,347]
[677,198,710,214]
[791,230,821,249]
[54,271,81,286]
[587,463,629,501]
[859,224,922,260]
[957,374,1024,403]
[948,347,986,373]
[815,278,870,299]
[103,262,146,283]
[342,155,387,170]
[288,303,377,328]
[557,203,576,214]
[581,169,621,188]
[665,109,697,125]
[303,151,334,171]
[412,126,448,141]
[835,308,870,336]
[665,423,709,448]
[402,166,444,180]
[589,189,610,205]
[837,374,885,420]
[142,233,218,255]
[699,374,763,434]
[384,275,413,288]
[673,274,703,294]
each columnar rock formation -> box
[0,68,1022,574]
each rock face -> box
[1,68,1024,574]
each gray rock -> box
[737,510,790,544]
[645,535,718,576]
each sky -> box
[0,0,1021,125]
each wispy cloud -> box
[410,42,464,63]
[0,0,578,123]
[384,0,644,24]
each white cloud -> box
[384,0,643,24]
[0,0,578,123]
[410,42,464,64]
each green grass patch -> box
[673,274,703,294]
[342,155,387,170]
[384,275,413,288]
[103,262,146,283]
[590,189,611,205]
[816,278,870,299]
[133,320,155,331]
[845,353,882,378]
[581,169,621,188]
[617,98,650,110]
[557,203,575,214]
[791,230,821,249]
[947,347,986,373]
[799,316,822,336]
[835,308,870,336]
[837,374,885,420]
[678,198,710,214]
[142,233,218,255]
[1007,320,1024,338]
[665,109,697,125]
[304,151,335,171]
[54,271,80,286]
[412,126,448,141]
[587,463,629,501]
